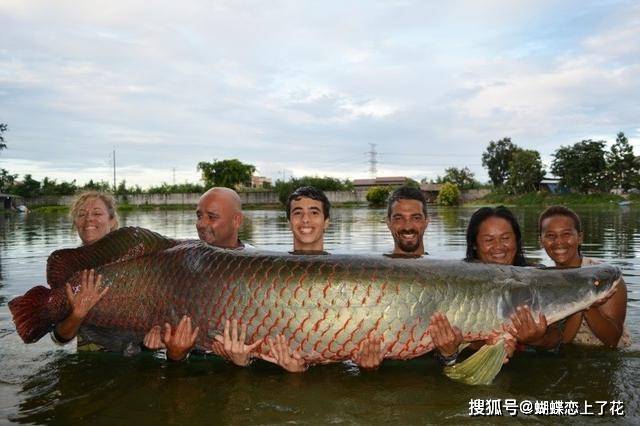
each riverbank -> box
[467,192,638,206]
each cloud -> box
[1,0,639,187]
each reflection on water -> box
[1,206,639,423]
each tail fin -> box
[443,339,506,385]
[8,286,56,343]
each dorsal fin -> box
[46,227,181,288]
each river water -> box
[0,206,638,424]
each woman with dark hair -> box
[538,205,629,347]
[465,206,527,266]
[430,206,561,366]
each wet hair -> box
[538,205,582,255]
[465,205,527,266]
[70,191,119,231]
[386,186,428,219]
[538,205,581,234]
[286,186,331,220]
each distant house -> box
[353,176,410,190]
[250,176,272,189]
[419,183,443,202]
[539,177,567,194]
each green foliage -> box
[607,132,639,191]
[436,182,460,206]
[404,178,420,189]
[41,177,78,196]
[11,174,42,198]
[0,123,7,152]
[82,179,113,192]
[0,168,17,192]
[147,182,205,194]
[551,140,611,193]
[433,167,479,190]
[274,176,353,205]
[366,186,390,206]
[481,138,521,186]
[507,150,545,194]
[197,159,256,189]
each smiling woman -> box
[52,191,119,350]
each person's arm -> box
[561,312,583,344]
[54,269,109,342]
[211,319,262,366]
[583,279,627,347]
[509,305,562,350]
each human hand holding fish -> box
[212,319,262,366]
[352,335,387,370]
[428,312,463,359]
[66,269,108,320]
[260,335,308,373]
[163,315,199,361]
[143,325,165,350]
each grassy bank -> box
[466,192,631,207]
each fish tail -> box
[443,339,506,385]
[8,286,56,343]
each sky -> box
[1,0,639,188]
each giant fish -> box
[9,227,621,385]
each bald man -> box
[143,187,257,362]
[196,187,250,249]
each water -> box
[1,206,638,424]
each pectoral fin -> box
[443,339,506,385]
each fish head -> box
[533,264,622,323]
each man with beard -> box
[381,187,464,367]
[386,186,429,256]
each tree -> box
[82,179,112,192]
[366,186,390,207]
[439,167,479,190]
[481,138,521,186]
[607,132,639,191]
[0,123,7,153]
[274,176,352,205]
[551,140,611,193]
[41,177,78,196]
[506,150,545,194]
[436,182,460,206]
[197,159,256,189]
[12,174,42,198]
[0,168,18,192]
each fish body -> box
[9,227,621,383]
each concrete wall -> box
[24,190,370,208]
[459,189,491,202]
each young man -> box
[286,186,331,254]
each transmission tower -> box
[368,143,378,178]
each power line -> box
[368,143,378,178]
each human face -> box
[289,197,329,251]
[475,217,517,265]
[540,215,583,268]
[386,199,428,255]
[196,192,241,248]
[74,198,115,245]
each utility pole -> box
[368,143,378,178]
[172,167,176,185]
[112,149,116,192]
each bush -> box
[366,186,390,206]
[437,182,460,206]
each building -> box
[352,176,410,190]
[250,175,272,189]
